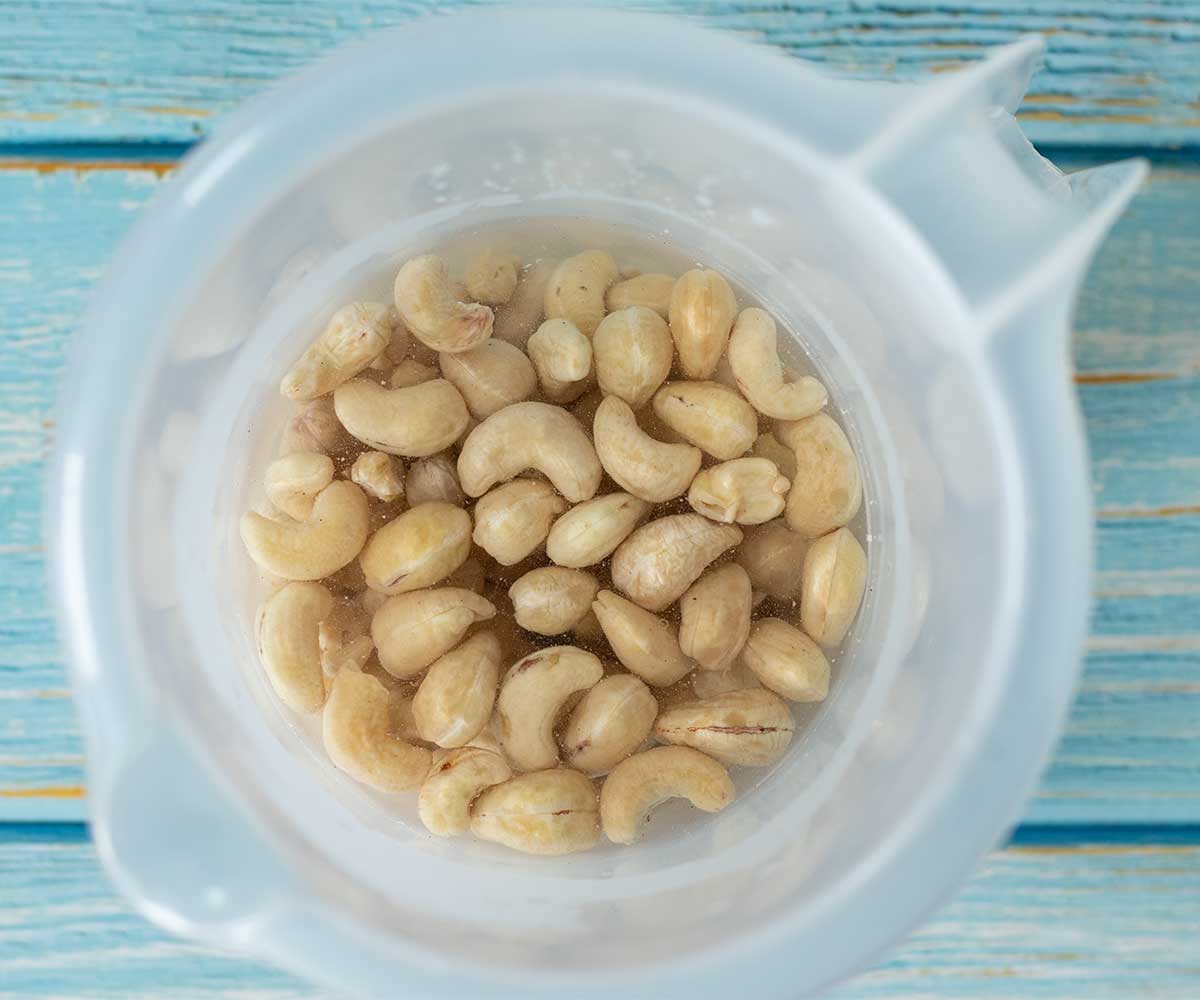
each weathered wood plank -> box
[1,1,1198,146]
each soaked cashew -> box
[413,631,502,747]
[592,590,694,687]
[544,250,618,337]
[605,273,675,319]
[776,413,862,538]
[801,527,867,647]
[600,746,733,845]
[493,258,555,347]
[651,381,758,461]
[527,319,593,403]
[472,479,568,566]
[593,396,702,503]
[457,402,601,503]
[752,431,798,481]
[679,564,753,671]
[545,492,651,568]
[741,618,830,702]
[610,513,742,612]
[317,601,374,678]
[371,587,496,678]
[349,451,405,503]
[279,397,350,457]
[736,519,807,599]
[389,358,440,389]
[470,768,600,856]
[668,269,737,378]
[406,453,464,507]
[359,501,472,595]
[264,451,335,520]
[241,480,369,580]
[418,745,512,836]
[728,308,827,420]
[438,340,537,419]
[393,255,494,353]
[687,457,790,525]
[563,674,658,775]
[690,659,761,699]
[255,582,334,713]
[333,378,469,457]
[496,646,603,771]
[509,567,599,636]
[592,306,674,409]
[465,249,521,306]
[280,301,399,400]
[653,688,795,767]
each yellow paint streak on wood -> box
[1074,371,1176,384]
[1095,96,1159,108]
[1097,505,1200,519]
[0,786,85,799]
[1019,110,1156,125]
[135,105,212,117]
[1011,844,1199,857]
[0,159,174,177]
[0,111,57,122]
[1025,93,1080,105]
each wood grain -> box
[1,1,1198,147]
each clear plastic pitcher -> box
[49,9,1145,997]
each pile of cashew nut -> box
[241,246,867,855]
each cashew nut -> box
[592,306,674,409]
[496,645,603,771]
[279,397,351,457]
[775,413,862,538]
[610,513,742,612]
[600,746,733,844]
[413,631,502,747]
[322,667,432,792]
[438,340,537,419]
[687,457,790,525]
[593,396,702,503]
[389,358,440,389]
[393,255,494,354]
[509,567,599,636]
[651,381,758,461]
[801,527,867,647]
[280,301,399,400]
[592,590,693,687]
[527,319,593,403]
[752,431,798,481]
[317,600,374,678]
[544,250,618,337]
[333,378,469,457]
[406,453,464,507]
[349,451,405,503]
[545,492,650,568]
[740,617,830,701]
[457,402,601,503]
[605,273,675,319]
[264,451,335,520]
[653,688,794,767]
[690,659,761,699]
[563,673,658,776]
[241,480,369,580]
[470,768,600,856]
[668,269,737,378]
[679,564,753,671]
[255,582,334,713]
[359,501,472,594]
[728,308,827,420]
[493,258,555,347]
[371,587,496,678]
[736,519,807,599]
[464,249,521,306]
[418,745,512,836]
[472,479,568,566]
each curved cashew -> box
[593,396,702,503]
[457,402,601,503]
[389,358,440,389]
[349,451,405,503]
[264,451,335,520]
[371,587,496,678]
[472,479,568,565]
[653,688,794,767]
[393,254,494,353]
[776,413,862,538]
[241,480,369,580]
[679,564,753,671]
[605,273,675,319]
[413,631,502,747]
[592,306,674,409]
[496,645,603,771]
[592,590,693,687]
[611,513,742,612]
[544,250,618,337]
[465,249,521,306]
[470,768,600,856]
[509,567,599,636]
[690,659,761,699]
[801,527,867,647]
[359,501,472,595]
[279,397,351,457]
[740,617,830,702]
[493,258,555,347]
[668,269,738,378]
[406,453,464,507]
[545,492,650,568]
[651,381,758,461]
[563,673,658,775]
[280,301,398,400]
[687,457,790,525]
[418,745,512,836]
[600,746,733,844]
[728,308,827,420]
[438,339,537,419]
[333,378,469,457]
[322,667,432,792]
[752,430,798,481]
[736,519,807,599]
[527,319,593,403]
[255,582,334,713]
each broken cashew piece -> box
[740,617,830,702]
[593,396,702,503]
[359,501,472,595]
[563,673,658,775]
[278,397,349,457]
[419,746,512,836]
[371,587,496,678]
[544,250,618,337]
[527,319,593,403]
[470,768,600,856]
[493,258,555,347]
[605,273,675,319]
[509,567,599,636]
[545,492,651,568]
[255,581,334,713]
[687,457,790,525]
[264,451,335,521]
[406,453,464,507]
[600,746,733,845]
[438,339,537,419]
[413,631,502,747]
[592,590,694,687]
[800,527,867,647]
[241,480,369,581]
[592,306,674,409]
[350,451,405,503]
[653,688,795,767]
[393,254,494,353]
[652,381,758,461]
[668,269,738,378]
[679,564,753,672]
[280,301,399,400]
[728,308,828,420]
[317,600,374,678]
[776,413,862,538]
[333,378,469,457]
[611,513,742,612]
[472,479,568,565]
[464,249,521,306]
[736,519,807,599]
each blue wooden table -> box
[1,2,1198,996]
